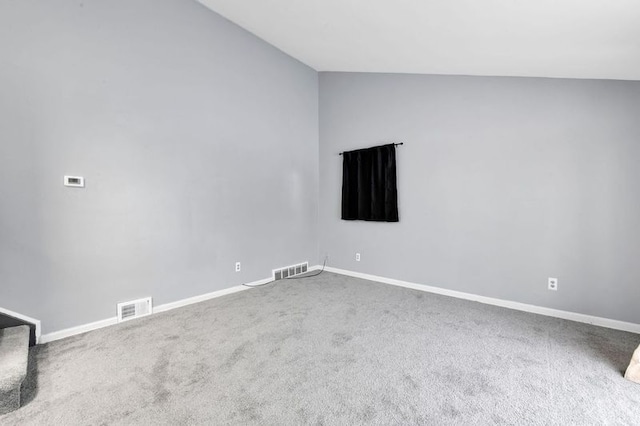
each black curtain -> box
[341,144,399,222]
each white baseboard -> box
[154,284,250,314]
[39,277,269,344]
[42,264,632,343]
[323,266,640,334]
[0,306,42,344]
[40,317,118,344]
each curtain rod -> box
[338,142,404,156]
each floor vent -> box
[117,297,153,323]
[273,262,308,280]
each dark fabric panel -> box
[341,144,399,222]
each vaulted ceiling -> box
[198,0,640,80]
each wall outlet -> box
[548,277,558,291]
[355,253,361,262]
[235,262,241,272]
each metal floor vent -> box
[117,297,153,323]
[273,262,309,280]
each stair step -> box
[0,325,30,415]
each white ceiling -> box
[198,0,640,81]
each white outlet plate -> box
[355,253,361,261]
[548,277,558,291]
[235,262,241,272]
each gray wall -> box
[2,2,638,334]
[0,0,319,334]
[319,72,640,324]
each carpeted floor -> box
[2,272,640,425]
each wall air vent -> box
[272,262,308,281]
[117,297,152,323]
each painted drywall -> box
[319,72,640,324]
[0,0,318,334]
[199,0,640,81]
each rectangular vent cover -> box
[273,262,308,281]
[117,297,153,323]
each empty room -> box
[2,0,640,424]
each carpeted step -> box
[0,325,30,415]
